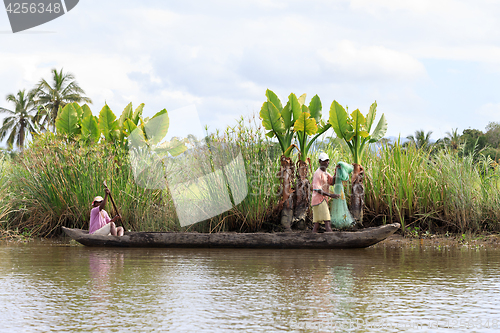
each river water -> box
[0,239,499,332]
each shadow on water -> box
[0,241,499,332]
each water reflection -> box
[0,243,499,332]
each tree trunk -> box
[279,156,294,231]
[293,159,310,229]
[350,163,365,226]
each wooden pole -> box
[103,181,127,230]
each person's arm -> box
[99,189,110,211]
[111,214,121,222]
[313,188,340,199]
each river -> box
[0,239,499,332]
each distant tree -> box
[461,128,486,156]
[0,89,38,150]
[405,130,433,150]
[34,68,92,131]
[485,121,500,148]
[444,128,462,151]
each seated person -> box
[89,189,123,236]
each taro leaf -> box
[288,93,302,123]
[81,104,92,119]
[298,93,307,106]
[144,109,169,145]
[265,89,283,112]
[369,113,388,143]
[351,109,366,135]
[281,101,293,128]
[81,114,100,143]
[123,118,138,135]
[156,138,188,157]
[329,100,353,141]
[260,101,284,135]
[365,101,377,133]
[71,102,83,120]
[98,104,119,142]
[55,103,79,137]
[132,103,145,125]
[294,111,317,136]
[129,126,147,149]
[120,102,133,127]
[308,94,322,124]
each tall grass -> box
[360,142,500,232]
[4,117,500,236]
[0,153,11,230]
[7,133,179,235]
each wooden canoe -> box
[62,223,400,249]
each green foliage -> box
[328,100,387,164]
[0,89,39,150]
[6,133,178,235]
[260,89,332,161]
[260,90,296,157]
[55,103,80,138]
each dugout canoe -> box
[62,223,400,249]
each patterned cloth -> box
[330,162,355,229]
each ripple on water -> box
[0,243,499,332]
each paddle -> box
[103,181,127,230]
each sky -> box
[1,0,500,146]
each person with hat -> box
[311,153,340,233]
[89,188,124,236]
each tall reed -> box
[0,153,11,230]
[8,133,179,235]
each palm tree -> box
[0,90,39,150]
[444,128,461,151]
[406,130,433,150]
[34,68,92,130]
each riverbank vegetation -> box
[1,116,500,237]
[1,72,500,237]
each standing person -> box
[311,153,340,233]
[89,188,124,236]
[330,162,356,229]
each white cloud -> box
[318,41,427,81]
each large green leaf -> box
[294,111,317,136]
[81,104,92,119]
[365,101,377,133]
[144,109,170,145]
[288,93,302,123]
[329,100,353,141]
[98,104,118,141]
[308,95,322,123]
[81,114,100,143]
[260,101,284,135]
[120,102,133,127]
[128,127,147,148]
[281,101,293,128]
[298,93,306,106]
[71,102,83,120]
[56,103,79,137]
[156,138,188,157]
[265,89,283,112]
[132,103,145,125]
[123,118,138,135]
[351,109,366,135]
[369,113,388,142]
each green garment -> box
[330,162,355,229]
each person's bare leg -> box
[110,222,117,236]
[324,221,333,232]
[312,222,320,233]
[117,226,124,236]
